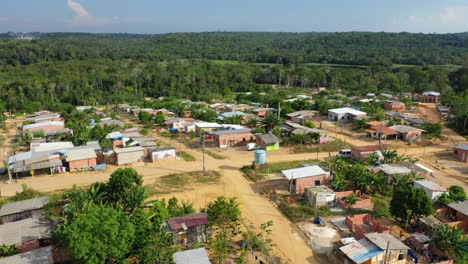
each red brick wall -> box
[214,132,252,147]
[346,214,389,239]
[452,148,468,162]
[15,239,41,253]
[294,175,327,193]
[384,103,405,111]
[69,158,97,170]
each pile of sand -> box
[300,223,338,254]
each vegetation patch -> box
[0,135,5,147]
[149,170,221,194]
[0,184,44,209]
[278,201,336,223]
[205,150,226,160]
[290,139,351,154]
[180,152,196,162]
[371,195,392,217]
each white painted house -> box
[149,147,177,162]
[328,107,367,123]
[414,180,448,201]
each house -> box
[166,213,209,245]
[384,101,405,111]
[414,180,448,201]
[346,214,390,239]
[0,218,55,253]
[340,233,409,264]
[350,145,381,160]
[452,145,468,162]
[404,117,426,127]
[420,200,468,234]
[336,191,374,210]
[368,164,412,183]
[286,110,319,124]
[328,107,367,123]
[216,111,246,122]
[31,142,74,152]
[0,196,49,223]
[165,118,197,132]
[193,122,223,133]
[255,133,281,151]
[173,248,211,264]
[65,148,97,171]
[389,125,424,142]
[114,146,146,165]
[76,106,93,112]
[25,113,63,123]
[9,151,64,177]
[212,129,252,148]
[23,121,65,132]
[252,107,275,118]
[281,165,330,194]
[0,245,54,264]
[365,122,400,140]
[422,91,441,103]
[148,147,177,162]
[281,122,328,138]
[305,186,336,207]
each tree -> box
[207,197,241,264]
[390,187,434,223]
[55,204,136,264]
[138,111,152,123]
[154,112,166,125]
[107,168,145,208]
[435,185,467,207]
[421,121,443,139]
[431,224,468,262]
[262,114,282,130]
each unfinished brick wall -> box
[15,239,41,253]
[336,190,374,210]
[346,214,389,239]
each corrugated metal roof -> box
[30,142,74,152]
[282,165,328,180]
[0,218,56,246]
[173,248,211,264]
[0,246,53,264]
[23,121,64,131]
[167,213,208,231]
[340,238,384,264]
[194,122,223,128]
[389,125,424,133]
[114,146,145,154]
[454,145,468,151]
[212,129,251,136]
[217,111,246,120]
[65,148,97,162]
[448,200,468,216]
[13,160,63,173]
[0,196,49,217]
[365,233,409,250]
[414,180,447,192]
[257,134,281,144]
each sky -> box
[1,0,467,34]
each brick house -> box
[452,145,468,162]
[0,196,49,223]
[384,101,405,111]
[212,129,252,148]
[422,91,440,103]
[252,108,275,118]
[65,148,97,171]
[345,213,390,239]
[281,165,330,194]
[350,145,381,160]
[0,218,55,253]
[255,133,281,151]
[389,125,424,142]
[434,200,468,233]
[166,213,209,245]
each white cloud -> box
[395,6,468,33]
[66,0,108,27]
[440,6,468,24]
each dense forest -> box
[0,32,467,133]
[1,32,468,66]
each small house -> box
[340,233,409,264]
[173,248,211,264]
[414,180,448,201]
[389,125,424,142]
[0,218,56,253]
[0,196,49,223]
[281,165,330,194]
[422,91,440,103]
[148,147,177,162]
[114,146,146,165]
[166,213,209,245]
[0,246,54,264]
[216,111,246,122]
[286,110,318,124]
[328,107,367,123]
[350,145,381,160]
[255,134,281,151]
[305,186,336,207]
[421,200,468,234]
[384,101,405,111]
[30,142,74,153]
[365,122,400,140]
[212,129,252,148]
[252,107,275,118]
[65,148,97,171]
[452,145,468,162]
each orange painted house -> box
[452,145,468,162]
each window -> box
[341,116,344,119]
[398,254,404,260]
[454,150,458,154]
[315,180,321,186]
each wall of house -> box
[452,148,468,162]
[214,133,251,148]
[69,158,97,170]
[116,151,145,165]
[294,175,327,193]
[150,149,176,161]
[424,95,439,103]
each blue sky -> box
[1,0,467,33]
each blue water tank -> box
[90,119,95,124]
[118,136,124,140]
[254,150,267,165]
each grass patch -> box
[371,195,392,217]
[0,184,44,210]
[240,159,321,182]
[205,150,225,160]
[290,139,351,154]
[278,201,336,223]
[148,171,221,194]
[180,152,196,162]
